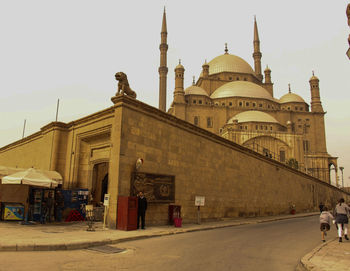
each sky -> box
[0,1,349,185]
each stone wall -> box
[0,130,53,170]
[113,96,349,225]
[0,110,114,190]
[0,95,348,227]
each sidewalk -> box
[298,236,350,271]
[0,212,348,270]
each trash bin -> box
[174,217,182,227]
[168,205,181,225]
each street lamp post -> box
[339,166,344,187]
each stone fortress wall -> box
[114,96,349,225]
[0,96,348,227]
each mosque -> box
[158,11,338,184]
[0,9,345,226]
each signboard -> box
[103,194,110,206]
[131,172,175,203]
[195,196,205,206]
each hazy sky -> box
[1,1,349,185]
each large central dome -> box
[208,54,255,75]
[210,81,275,101]
[227,111,280,124]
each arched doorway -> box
[91,162,109,206]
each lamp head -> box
[136,158,144,171]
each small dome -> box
[185,86,209,96]
[280,93,306,103]
[210,81,275,101]
[202,60,209,67]
[309,75,319,81]
[207,54,255,75]
[227,111,280,124]
[175,63,184,70]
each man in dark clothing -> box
[55,190,64,222]
[137,191,147,229]
[46,192,54,222]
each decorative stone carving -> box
[115,72,136,98]
[131,172,175,203]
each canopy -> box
[0,166,62,184]
[38,170,62,184]
[0,166,24,178]
[1,168,58,188]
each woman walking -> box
[334,198,350,242]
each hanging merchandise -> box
[32,189,43,221]
[61,189,89,221]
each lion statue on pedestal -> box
[115,72,137,98]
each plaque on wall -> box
[131,172,175,203]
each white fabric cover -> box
[2,168,58,188]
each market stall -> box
[0,168,59,221]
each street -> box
[0,216,328,271]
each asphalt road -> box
[0,215,328,271]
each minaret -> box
[263,65,273,96]
[158,8,168,112]
[202,60,209,78]
[264,66,272,84]
[309,71,324,112]
[253,16,263,82]
[173,60,185,104]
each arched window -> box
[279,149,286,162]
[194,116,199,126]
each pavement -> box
[0,212,349,270]
[298,234,350,271]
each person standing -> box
[334,198,350,242]
[40,201,48,224]
[46,192,54,222]
[319,206,334,242]
[55,190,64,222]
[137,191,147,230]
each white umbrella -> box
[1,168,58,188]
[37,169,63,184]
[0,166,25,179]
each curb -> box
[0,213,318,252]
[298,238,335,271]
